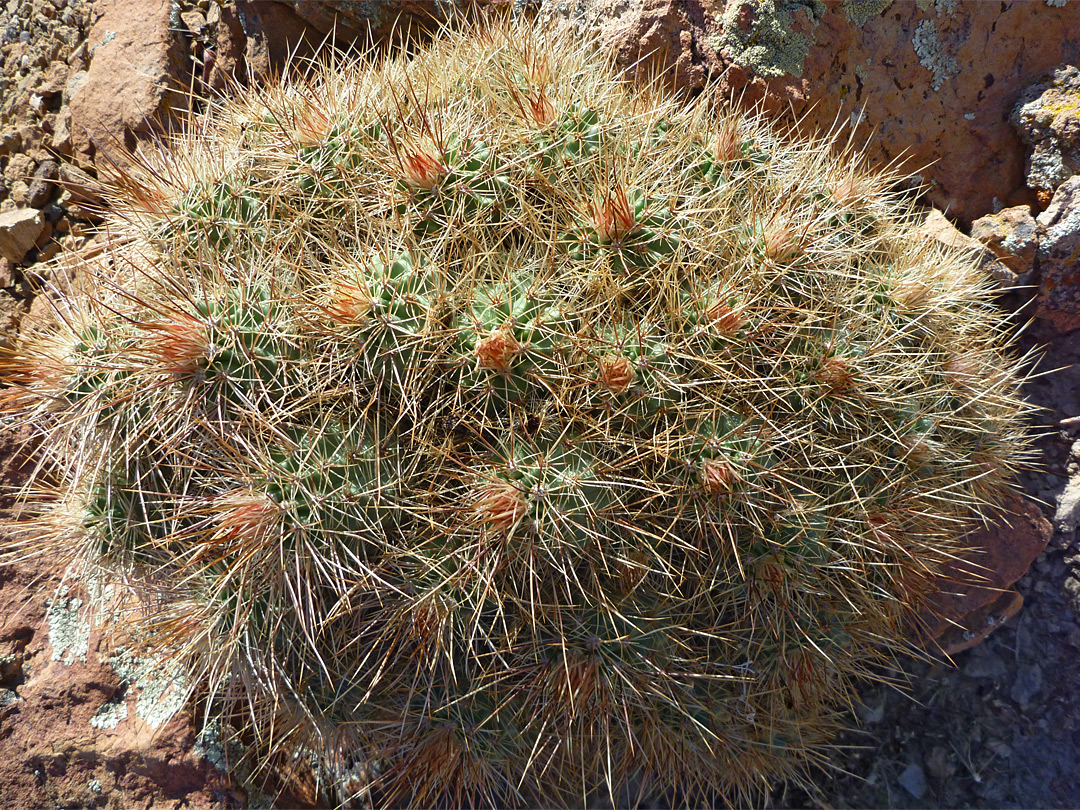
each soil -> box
[1,2,1079,809]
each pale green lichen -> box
[109,647,188,729]
[89,698,128,730]
[716,0,825,78]
[916,0,958,13]
[85,574,117,618]
[46,585,90,665]
[842,0,891,27]
[195,718,282,807]
[194,720,248,774]
[911,18,957,91]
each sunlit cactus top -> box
[3,17,1032,809]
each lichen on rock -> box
[89,698,128,730]
[1012,65,1080,196]
[45,585,89,664]
[108,647,188,730]
[842,0,892,27]
[911,18,958,91]
[716,0,824,78]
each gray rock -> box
[1010,663,1043,705]
[0,207,44,262]
[925,745,954,781]
[1064,575,1080,602]
[1055,476,1080,533]
[964,648,1009,680]
[0,688,19,711]
[1013,65,1080,194]
[1034,175,1080,332]
[856,692,886,724]
[898,763,928,799]
[26,158,58,208]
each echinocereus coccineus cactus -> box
[1,17,1035,809]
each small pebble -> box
[964,649,1008,680]
[1010,663,1043,705]
[856,694,886,724]
[925,745,953,780]
[898,763,928,799]
[1064,577,1080,600]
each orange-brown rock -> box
[971,205,1039,283]
[0,427,240,810]
[918,208,1017,287]
[286,0,515,44]
[917,491,1053,656]
[545,0,1080,226]
[204,1,515,92]
[68,0,190,170]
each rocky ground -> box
[0,1,1079,808]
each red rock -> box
[0,420,326,807]
[546,0,1080,226]
[204,4,250,92]
[0,426,244,810]
[202,1,518,93]
[203,0,517,93]
[917,491,1053,656]
[918,208,1016,287]
[68,0,191,171]
[0,572,240,810]
[0,209,45,263]
[287,0,513,44]
[234,1,322,79]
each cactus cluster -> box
[2,20,1033,808]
